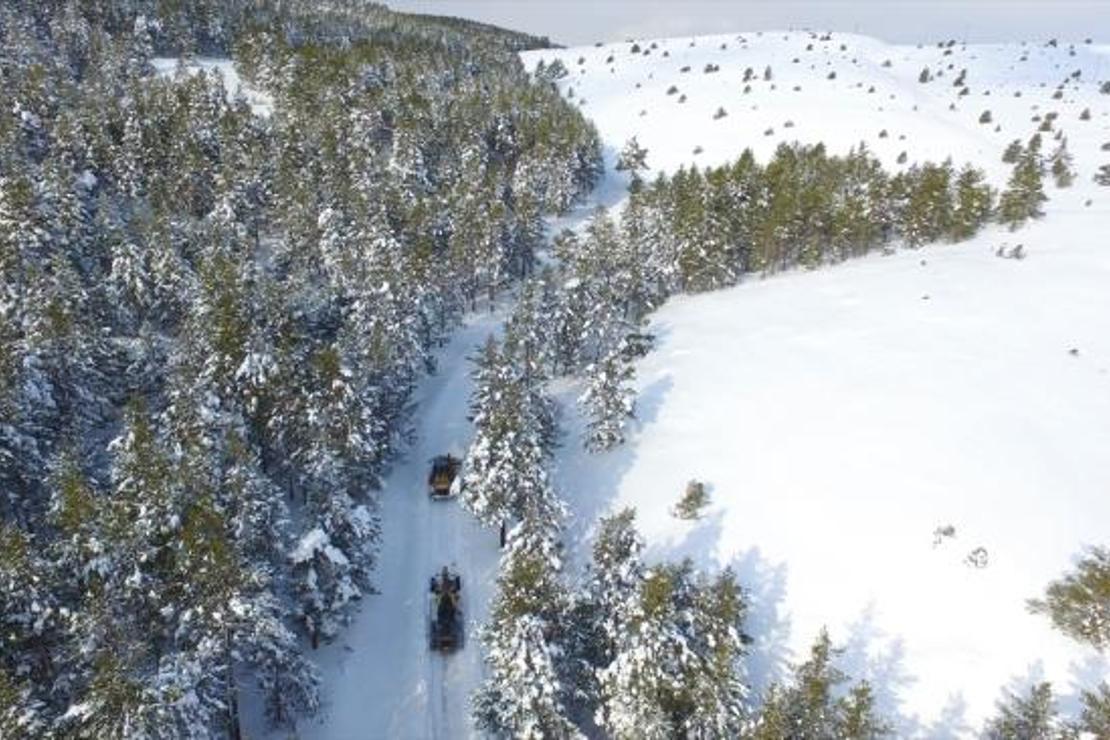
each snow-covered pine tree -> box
[597,564,701,739]
[901,160,954,246]
[1049,139,1075,188]
[615,136,650,182]
[473,514,580,739]
[1027,545,1109,651]
[1079,683,1110,737]
[749,628,891,738]
[0,522,63,722]
[561,509,646,722]
[949,165,993,241]
[997,148,1048,229]
[982,682,1066,739]
[684,568,750,737]
[580,340,636,452]
[462,334,553,528]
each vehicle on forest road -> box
[429,566,464,651]
[428,454,461,499]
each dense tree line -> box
[0,1,600,735]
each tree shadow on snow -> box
[923,693,974,739]
[554,375,675,565]
[1060,652,1110,718]
[838,604,920,735]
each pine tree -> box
[1002,139,1023,164]
[983,682,1067,740]
[950,165,993,241]
[597,561,749,739]
[473,541,581,739]
[464,328,558,542]
[1027,546,1110,650]
[839,682,892,739]
[615,136,650,183]
[1078,683,1110,738]
[997,149,1047,229]
[580,340,636,452]
[1049,140,1075,187]
[751,629,891,738]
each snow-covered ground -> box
[524,31,1110,736]
[152,57,273,116]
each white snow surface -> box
[524,31,1110,736]
[151,57,273,116]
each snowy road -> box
[300,311,504,739]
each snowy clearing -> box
[152,57,273,116]
[525,31,1110,735]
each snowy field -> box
[524,32,1110,735]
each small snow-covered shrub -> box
[932,524,956,546]
[1095,164,1110,186]
[979,110,993,124]
[1079,107,1092,121]
[995,243,1026,260]
[672,480,710,520]
[713,106,728,120]
[965,547,989,568]
[666,85,678,95]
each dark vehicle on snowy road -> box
[429,566,463,651]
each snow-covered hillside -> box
[525,32,1108,187]
[523,32,1110,735]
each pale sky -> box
[387,1,1109,47]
